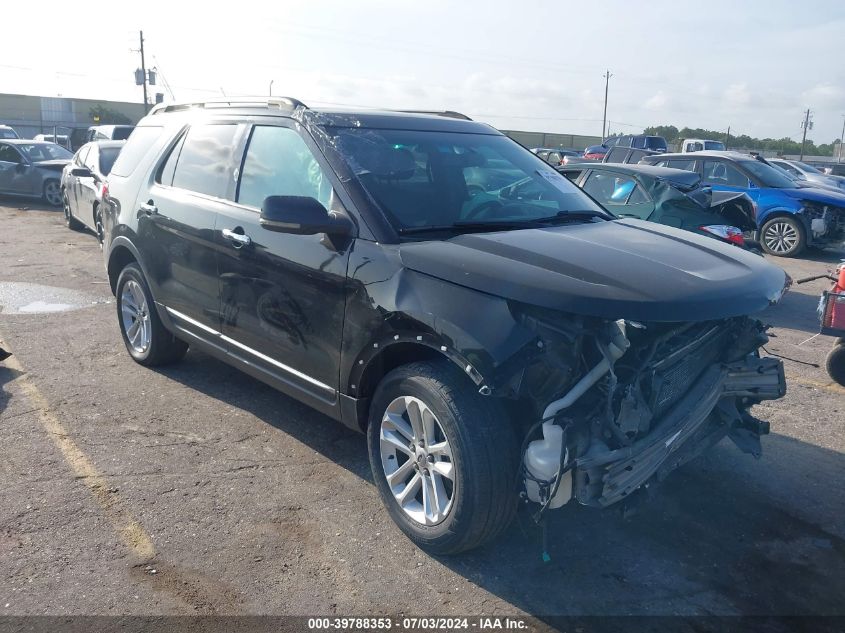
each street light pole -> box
[601,70,612,140]
[269,80,274,97]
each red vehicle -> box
[797,262,845,386]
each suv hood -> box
[780,186,845,205]
[399,219,788,322]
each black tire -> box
[760,216,806,257]
[115,263,188,366]
[367,360,519,554]
[93,203,104,245]
[62,190,83,230]
[826,341,845,388]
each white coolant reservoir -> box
[523,422,572,509]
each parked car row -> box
[641,151,845,256]
[0,125,134,214]
[61,140,126,243]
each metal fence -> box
[501,130,603,151]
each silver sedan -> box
[768,158,845,192]
[0,140,73,206]
[60,141,125,243]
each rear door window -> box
[109,126,163,177]
[99,147,122,176]
[702,160,748,187]
[583,171,651,217]
[171,124,239,199]
[604,147,628,163]
[667,159,696,171]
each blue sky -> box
[3,0,845,142]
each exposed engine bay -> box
[513,310,787,512]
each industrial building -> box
[0,93,146,140]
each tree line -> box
[640,124,840,157]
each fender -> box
[340,242,538,399]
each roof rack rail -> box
[149,96,308,115]
[396,110,473,121]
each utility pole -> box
[601,70,612,140]
[139,31,148,113]
[725,125,731,150]
[838,115,845,163]
[800,108,812,161]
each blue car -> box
[641,151,845,257]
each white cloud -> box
[723,83,752,107]
[644,91,669,111]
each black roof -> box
[146,98,498,135]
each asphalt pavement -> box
[0,198,843,628]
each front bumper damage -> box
[520,316,786,513]
[574,356,785,507]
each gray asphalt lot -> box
[0,198,843,625]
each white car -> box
[681,138,726,152]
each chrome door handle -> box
[140,202,158,216]
[222,228,251,247]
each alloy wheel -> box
[379,396,455,525]
[763,221,799,254]
[45,181,62,206]
[120,280,152,354]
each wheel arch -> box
[351,337,488,432]
[106,237,144,295]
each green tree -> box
[642,124,835,157]
[88,105,132,126]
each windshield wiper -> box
[398,221,537,235]
[529,210,613,223]
[397,211,610,236]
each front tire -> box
[826,340,845,387]
[367,360,518,554]
[760,216,806,257]
[115,263,188,366]
[44,179,63,207]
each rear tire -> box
[367,360,518,554]
[115,263,188,366]
[62,190,83,230]
[760,216,805,257]
[93,203,104,246]
[826,340,845,387]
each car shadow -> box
[0,362,23,419]
[0,194,59,213]
[155,350,845,619]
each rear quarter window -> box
[109,126,164,177]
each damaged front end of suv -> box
[510,308,785,513]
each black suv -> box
[603,134,668,153]
[102,98,787,554]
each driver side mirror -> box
[71,167,92,178]
[260,196,353,237]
